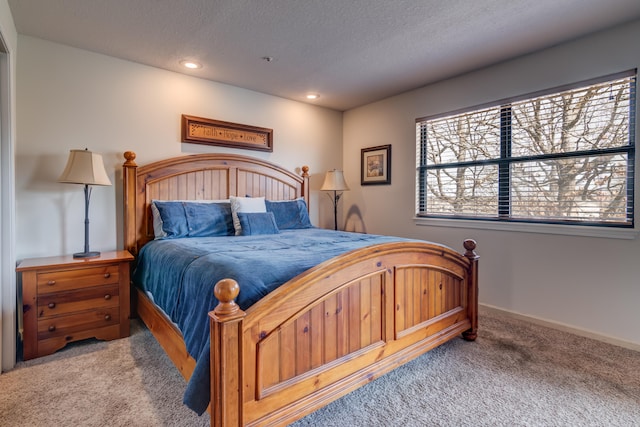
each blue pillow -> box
[152,201,189,238]
[237,212,280,236]
[265,198,313,230]
[184,202,234,237]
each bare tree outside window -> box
[423,107,500,216]
[416,72,636,227]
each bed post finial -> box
[213,279,241,316]
[123,151,137,166]
[301,165,309,178]
[463,239,478,260]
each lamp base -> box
[73,251,101,259]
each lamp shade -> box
[320,170,350,191]
[58,149,112,186]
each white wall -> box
[343,20,640,346]
[15,36,343,260]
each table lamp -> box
[58,148,112,258]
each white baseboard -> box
[479,303,640,353]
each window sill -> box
[414,217,638,240]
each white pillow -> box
[230,196,266,235]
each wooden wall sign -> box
[181,115,273,152]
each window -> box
[416,71,636,228]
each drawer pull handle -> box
[48,325,56,332]
[104,314,111,321]
[47,280,56,286]
[48,302,56,309]
[104,294,111,300]
[104,273,111,279]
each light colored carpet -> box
[1,308,638,426]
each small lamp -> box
[320,169,350,230]
[58,148,112,258]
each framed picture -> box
[181,114,273,152]
[361,144,391,185]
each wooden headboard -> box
[122,151,309,256]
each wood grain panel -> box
[360,277,372,348]
[395,265,464,338]
[238,169,297,200]
[323,296,338,362]
[369,274,382,344]
[255,273,385,398]
[309,304,324,369]
[38,284,119,317]
[348,283,361,353]
[335,291,348,358]
[147,169,230,202]
[37,307,119,340]
[279,321,296,381]
[295,311,312,375]
[256,328,278,394]
[37,265,119,293]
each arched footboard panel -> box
[210,241,479,426]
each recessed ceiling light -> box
[306,94,320,100]
[180,60,202,69]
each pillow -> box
[151,201,189,239]
[265,198,313,229]
[237,212,280,236]
[230,196,266,235]
[151,199,231,239]
[183,202,234,237]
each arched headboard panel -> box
[123,152,310,255]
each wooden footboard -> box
[210,240,478,426]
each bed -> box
[122,151,479,426]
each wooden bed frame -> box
[122,151,479,426]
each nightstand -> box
[17,250,134,360]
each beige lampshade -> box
[58,149,112,186]
[320,170,350,191]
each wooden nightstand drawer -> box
[37,325,121,358]
[37,306,120,340]
[17,250,134,360]
[37,264,119,293]
[37,284,120,317]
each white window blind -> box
[416,71,636,227]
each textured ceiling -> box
[8,0,640,111]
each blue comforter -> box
[132,228,409,414]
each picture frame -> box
[361,144,391,185]
[181,114,273,152]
